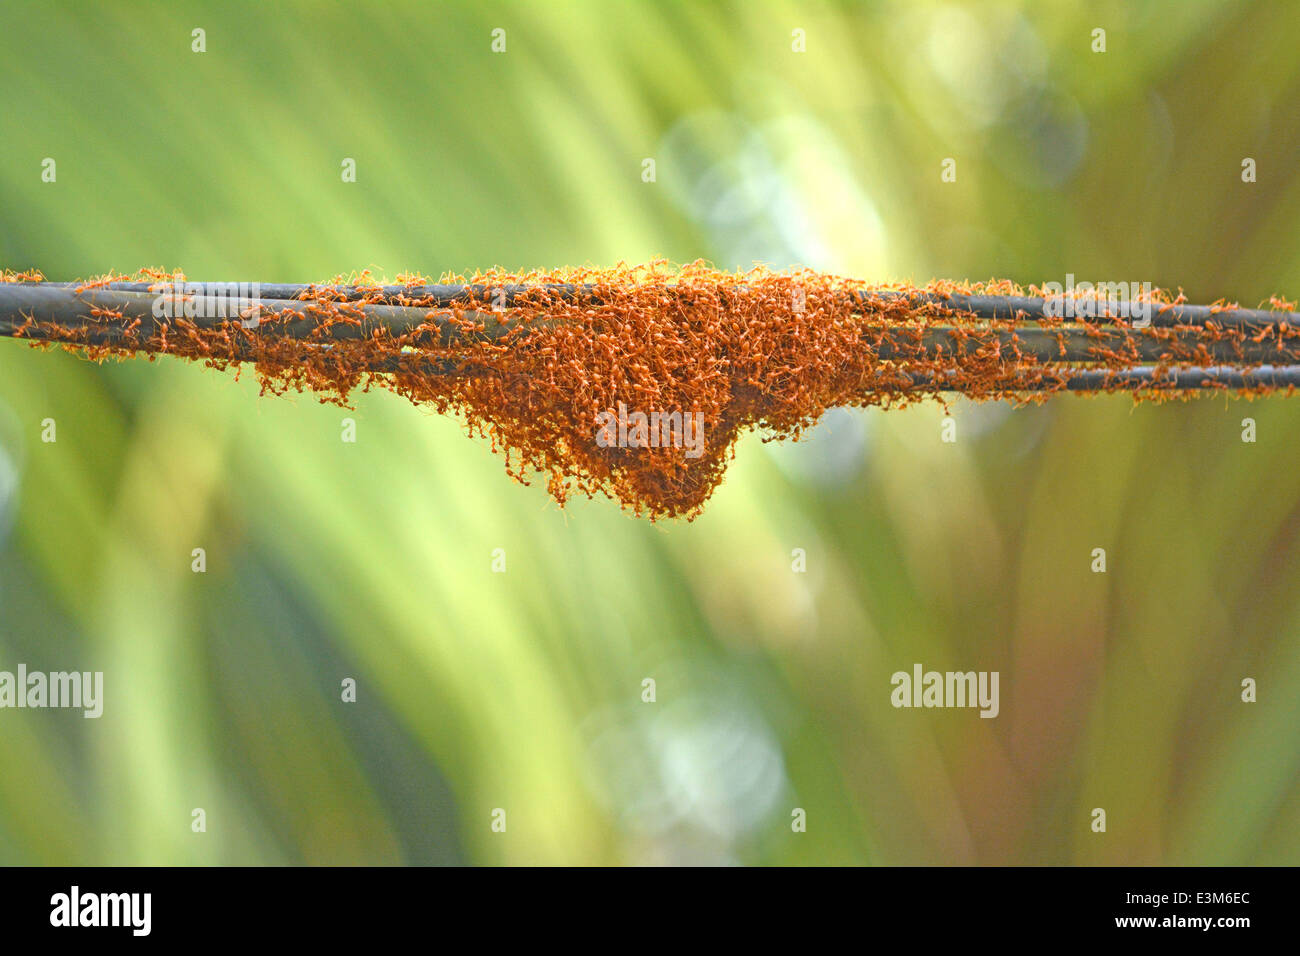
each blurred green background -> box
[1,0,1298,865]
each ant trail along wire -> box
[3,265,1300,519]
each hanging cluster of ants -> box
[4,263,1297,519]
